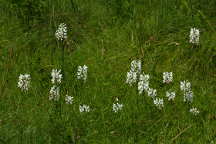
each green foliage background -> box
[0,0,215,143]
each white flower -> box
[79,104,90,112]
[77,65,88,82]
[112,98,123,113]
[55,23,67,41]
[126,60,141,85]
[138,81,149,94]
[51,69,62,84]
[131,60,141,73]
[113,103,123,113]
[147,88,157,98]
[18,74,31,91]
[153,98,164,109]
[189,28,199,44]
[180,80,191,91]
[180,80,193,103]
[189,107,200,115]
[138,73,150,94]
[139,73,149,82]
[166,91,176,101]
[126,71,137,86]
[49,85,60,101]
[163,72,173,83]
[184,90,193,103]
[65,94,73,104]
[82,65,88,81]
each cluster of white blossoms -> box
[166,91,176,101]
[125,61,200,113]
[112,98,123,113]
[126,60,141,85]
[163,72,173,84]
[138,73,150,94]
[49,69,62,101]
[189,107,200,115]
[180,80,193,102]
[55,23,67,41]
[189,28,200,44]
[153,98,164,109]
[147,88,157,98]
[65,94,74,104]
[18,74,31,91]
[180,80,191,91]
[49,85,60,101]
[77,65,88,82]
[51,69,62,84]
[79,104,90,113]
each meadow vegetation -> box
[0,0,216,143]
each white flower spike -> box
[147,88,157,98]
[49,85,60,101]
[126,71,137,86]
[65,94,73,104]
[55,23,67,41]
[77,65,88,82]
[153,98,164,109]
[112,98,123,113]
[51,69,62,84]
[180,80,193,103]
[180,80,191,92]
[189,28,200,44]
[163,72,173,84]
[166,91,176,101]
[126,59,142,85]
[189,107,200,115]
[184,90,193,103]
[79,105,90,112]
[130,60,141,73]
[18,74,31,91]
[138,73,150,94]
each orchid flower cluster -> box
[65,94,74,104]
[76,65,89,111]
[49,85,60,101]
[180,80,193,103]
[79,104,90,113]
[49,69,62,101]
[18,74,31,91]
[77,65,88,82]
[125,60,200,113]
[55,23,67,41]
[163,72,173,84]
[138,73,150,94]
[138,72,163,109]
[16,56,200,116]
[112,98,123,113]
[51,69,62,84]
[189,107,200,115]
[166,91,176,101]
[153,98,164,110]
[163,72,176,101]
[148,88,164,109]
[126,60,141,85]
[189,28,200,44]
[180,80,199,115]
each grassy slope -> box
[0,0,216,143]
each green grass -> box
[0,0,216,143]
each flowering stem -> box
[61,41,65,73]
